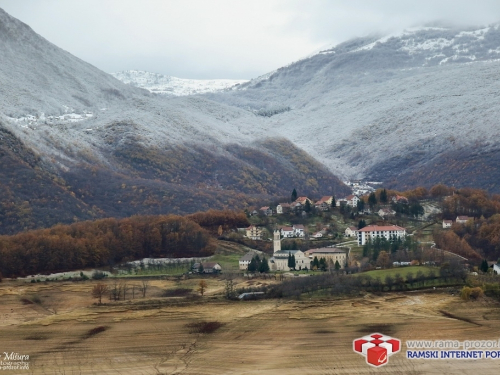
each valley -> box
[1,273,499,374]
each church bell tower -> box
[273,229,281,253]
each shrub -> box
[185,321,223,334]
[84,326,108,338]
[92,270,107,280]
[162,288,192,297]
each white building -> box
[345,226,358,237]
[456,216,472,224]
[442,220,453,229]
[357,225,406,245]
[293,224,305,237]
[346,195,360,207]
[281,226,294,238]
[270,228,309,271]
[239,252,258,270]
[276,203,291,214]
[305,248,347,269]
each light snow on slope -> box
[111,70,248,96]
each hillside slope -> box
[0,8,348,234]
[208,25,500,191]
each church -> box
[269,230,311,271]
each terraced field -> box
[0,278,499,374]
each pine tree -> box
[291,254,296,270]
[291,188,297,202]
[368,192,377,209]
[380,189,388,203]
[259,257,270,273]
[357,199,365,212]
[287,253,292,269]
[304,200,311,213]
[335,260,341,271]
[480,259,489,273]
[331,196,336,209]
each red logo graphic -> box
[353,333,401,367]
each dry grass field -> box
[1,277,500,374]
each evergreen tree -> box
[259,257,270,273]
[312,256,319,270]
[335,260,341,271]
[368,192,377,209]
[291,254,296,270]
[380,189,388,203]
[319,257,327,271]
[287,253,292,269]
[358,219,366,229]
[291,188,298,202]
[304,199,311,213]
[331,196,336,209]
[480,259,489,273]
[248,256,259,273]
[357,199,365,212]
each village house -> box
[295,196,313,205]
[192,262,222,274]
[269,230,310,271]
[442,220,453,229]
[491,263,500,275]
[304,248,347,269]
[315,196,333,211]
[293,224,305,237]
[345,195,360,207]
[239,251,259,270]
[312,231,323,238]
[276,203,291,214]
[344,226,358,237]
[456,216,472,224]
[378,208,396,217]
[336,198,348,207]
[357,224,406,245]
[392,195,409,204]
[280,226,294,238]
[246,225,264,240]
[260,206,273,216]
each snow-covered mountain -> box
[111,70,248,96]
[208,24,500,191]
[0,7,348,233]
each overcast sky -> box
[1,0,500,79]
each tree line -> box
[0,214,217,278]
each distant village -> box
[192,183,483,275]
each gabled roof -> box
[346,195,358,200]
[347,226,357,231]
[281,226,294,231]
[202,262,221,268]
[305,247,346,255]
[260,206,270,210]
[315,196,332,204]
[358,225,406,232]
[278,203,291,207]
[239,252,258,262]
[293,224,305,230]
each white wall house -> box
[346,195,360,207]
[276,203,291,214]
[357,225,406,245]
[442,220,453,229]
[345,226,357,237]
[281,226,294,238]
[293,224,305,237]
[456,216,472,224]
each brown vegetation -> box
[0,214,216,277]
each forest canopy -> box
[0,212,240,278]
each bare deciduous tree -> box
[91,283,108,304]
[141,280,150,298]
